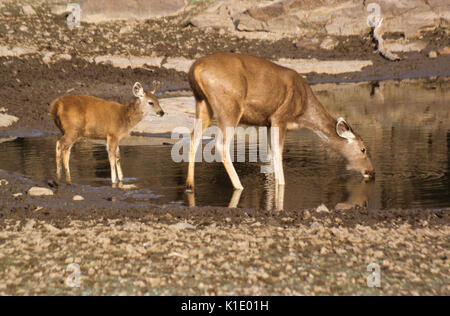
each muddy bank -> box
[1,55,450,138]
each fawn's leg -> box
[60,134,77,184]
[56,138,63,181]
[115,145,124,183]
[107,135,119,184]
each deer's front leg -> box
[107,136,118,185]
[271,125,286,186]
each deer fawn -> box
[186,52,374,191]
[50,82,165,185]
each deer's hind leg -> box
[57,133,78,184]
[186,99,212,191]
[215,102,244,190]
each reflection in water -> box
[0,80,448,210]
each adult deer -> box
[186,52,374,191]
[50,82,164,185]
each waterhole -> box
[0,80,448,210]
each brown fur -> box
[186,52,374,190]
[50,84,163,184]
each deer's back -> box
[189,52,308,126]
[50,95,127,139]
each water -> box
[0,80,448,210]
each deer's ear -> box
[151,80,161,94]
[133,82,144,98]
[336,118,356,141]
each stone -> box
[22,5,36,16]
[190,0,449,39]
[0,179,8,186]
[19,25,28,32]
[23,219,36,232]
[383,40,427,53]
[316,204,330,213]
[28,187,54,197]
[0,45,37,57]
[170,222,196,230]
[42,52,55,64]
[428,50,438,59]
[163,57,193,73]
[277,58,373,75]
[0,113,19,128]
[73,195,85,201]
[81,0,186,23]
[438,47,450,55]
[320,37,339,50]
[93,55,163,69]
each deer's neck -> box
[125,99,145,130]
[300,94,337,143]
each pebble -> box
[428,50,438,59]
[316,204,330,213]
[170,222,196,230]
[28,187,54,197]
[22,5,36,16]
[73,195,85,201]
[0,179,8,186]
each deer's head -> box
[133,81,165,117]
[335,118,375,179]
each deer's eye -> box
[361,148,366,154]
[148,101,154,106]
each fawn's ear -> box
[151,80,161,94]
[336,117,356,141]
[133,82,144,98]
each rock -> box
[28,187,54,197]
[13,193,23,198]
[73,195,85,201]
[383,39,427,53]
[277,58,373,75]
[23,219,36,232]
[19,25,28,32]
[81,0,186,23]
[44,224,60,233]
[438,47,450,55]
[56,54,72,61]
[0,45,37,57]
[428,50,438,59]
[163,57,193,73]
[42,52,55,64]
[119,25,134,34]
[93,55,163,69]
[320,37,339,50]
[316,204,330,213]
[0,179,8,186]
[22,5,36,16]
[191,0,449,39]
[170,222,196,230]
[0,113,19,127]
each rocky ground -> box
[0,170,448,295]
[0,0,449,296]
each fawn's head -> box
[133,81,165,117]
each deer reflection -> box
[335,179,374,211]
